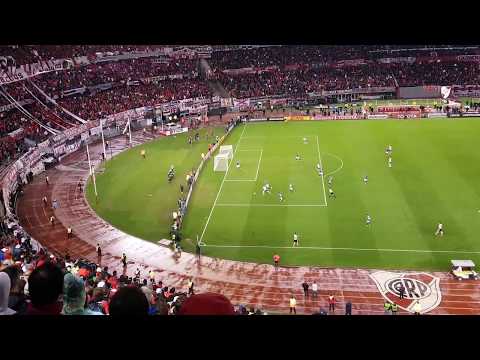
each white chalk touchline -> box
[199,123,248,244]
[201,244,480,254]
[315,135,328,207]
[216,203,327,207]
[254,149,263,181]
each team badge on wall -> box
[369,271,442,314]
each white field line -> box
[323,152,344,177]
[315,135,328,206]
[199,123,248,244]
[201,244,480,254]
[254,149,263,181]
[237,149,263,151]
[216,203,327,207]
[225,180,257,182]
[242,135,312,139]
[224,149,263,182]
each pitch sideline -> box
[201,243,480,254]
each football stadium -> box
[1,45,480,316]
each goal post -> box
[214,153,229,172]
[219,145,233,160]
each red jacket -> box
[328,296,336,305]
[25,302,63,315]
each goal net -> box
[219,145,233,160]
[214,153,229,172]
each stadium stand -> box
[1,45,480,316]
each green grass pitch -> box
[87,118,480,271]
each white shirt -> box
[293,234,298,241]
[312,283,318,291]
[438,223,443,230]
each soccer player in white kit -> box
[278,192,284,202]
[293,232,299,247]
[236,161,240,169]
[296,154,301,161]
[289,184,294,192]
[328,188,336,199]
[364,175,368,184]
[328,176,333,186]
[366,214,372,226]
[435,222,444,236]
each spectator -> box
[178,292,235,315]
[413,301,421,315]
[345,301,352,315]
[2,265,28,314]
[273,254,280,270]
[109,286,149,316]
[391,302,398,315]
[0,272,16,315]
[96,243,102,262]
[289,294,297,314]
[384,301,392,315]
[26,262,64,315]
[187,277,194,296]
[328,294,336,313]
[302,281,309,297]
[311,281,318,299]
[398,284,405,299]
[62,273,102,315]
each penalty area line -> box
[200,244,480,254]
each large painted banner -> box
[0,59,66,85]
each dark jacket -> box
[9,294,28,315]
[345,301,352,314]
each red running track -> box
[14,127,480,315]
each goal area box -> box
[219,145,233,160]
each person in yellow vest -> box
[391,302,398,315]
[141,149,146,159]
[289,294,297,314]
[149,270,155,283]
[384,301,392,315]
[413,300,422,315]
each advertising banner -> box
[397,86,442,99]
[286,116,312,121]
